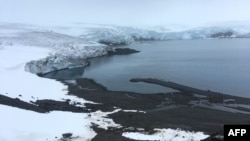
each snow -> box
[0,23,110,74]
[0,45,91,105]
[78,24,250,45]
[0,105,96,141]
[0,45,97,141]
[122,128,209,141]
[86,109,122,130]
[0,44,122,141]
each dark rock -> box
[0,94,48,113]
[99,41,128,46]
[62,133,73,139]
[107,48,140,55]
[208,94,223,103]
[33,99,87,113]
[133,36,156,41]
[211,31,234,38]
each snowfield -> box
[0,105,96,141]
[1,22,250,140]
[123,129,209,141]
[0,45,96,141]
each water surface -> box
[84,39,250,97]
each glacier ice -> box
[79,25,250,45]
[25,44,108,74]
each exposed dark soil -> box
[0,94,88,113]
[63,77,250,140]
[107,48,140,55]
[1,77,250,140]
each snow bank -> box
[0,45,97,140]
[0,105,96,141]
[0,45,92,105]
[122,128,209,141]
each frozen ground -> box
[3,22,249,140]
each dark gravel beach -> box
[1,77,250,140]
[65,78,250,140]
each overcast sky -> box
[1,0,250,26]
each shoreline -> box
[1,77,250,140]
[60,77,250,140]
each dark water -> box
[45,39,250,97]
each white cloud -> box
[0,0,250,26]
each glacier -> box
[25,44,108,74]
[1,23,250,74]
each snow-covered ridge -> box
[1,23,250,74]
[79,24,250,45]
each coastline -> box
[57,77,250,140]
[1,76,250,140]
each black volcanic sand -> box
[61,78,250,141]
[1,78,250,141]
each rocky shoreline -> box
[1,76,250,140]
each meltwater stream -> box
[44,39,250,98]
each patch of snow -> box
[122,110,138,112]
[193,94,207,99]
[0,105,96,141]
[87,109,122,130]
[225,103,250,109]
[122,128,209,141]
[122,110,146,113]
[64,80,77,85]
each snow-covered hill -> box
[79,24,250,44]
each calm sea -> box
[45,39,250,98]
